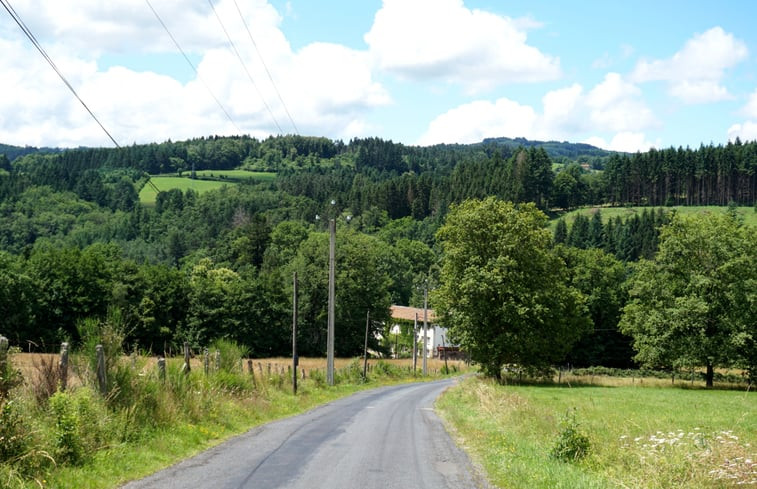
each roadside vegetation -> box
[0,337,467,489]
[437,375,755,489]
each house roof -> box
[390,305,437,322]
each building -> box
[389,305,458,359]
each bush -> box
[550,409,591,462]
[0,400,30,463]
[209,339,248,373]
[49,391,83,465]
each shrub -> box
[209,339,248,373]
[49,391,83,465]
[550,409,591,462]
[0,400,29,463]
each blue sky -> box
[2,0,757,151]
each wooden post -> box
[96,344,107,396]
[203,348,209,375]
[267,363,271,376]
[182,342,191,375]
[59,342,69,391]
[301,368,305,379]
[257,362,263,376]
[363,311,370,380]
[157,357,166,382]
[412,313,418,376]
[292,271,298,395]
[214,350,221,371]
[0,336,8,396]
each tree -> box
[555,246,633,368]
[434,198,590,378]
[619,214,756,386]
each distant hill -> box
[479,137,617,160]
[0,143,62,162]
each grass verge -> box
[2,352,467,489]
[436,376,755,489]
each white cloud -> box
[586,73,657,132]
[584,132,660,153]
[417,98,538,145]
[631,26,747,103]
[727,122,757,143]
[0,0,390,147]
[364,0,560,93]
[418,73,657,149]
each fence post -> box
[182,342,191,375]
[96,344,107,396]
[157,357,166,382]
[215,350,221,371]
[0,335,8,379]
[59,342,69,391]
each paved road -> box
[121,378,486,489]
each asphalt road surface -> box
[120,377,487,489]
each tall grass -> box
[437,376,756,488]
[1,343,468,489]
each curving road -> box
[120,378,486,489]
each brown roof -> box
[390,305,436,322]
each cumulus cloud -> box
[727,122,757,142]
[418,73,658,152]
[583,133,660,153]
[364,0,560,93]
[631,26,748,103]
[0,0,389,147]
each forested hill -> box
[0,142,61,163]
[3,135,755,217]
[479,136,615,160]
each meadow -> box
[137,170,276,205]
[436,376,756,489]
[552,205,757,228]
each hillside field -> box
[551,205,757,229]
[138,171,276,205]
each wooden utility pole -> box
[422,284,428,376]
[292,271,299,395]
[412,313,418,376]
[327,218,336,386]
[363,311,370,380]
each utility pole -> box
[292,271,298,395]
[363,311,370,380]
[326,217,336,386]
[412,313,418,376]
[422,283,428,376]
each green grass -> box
[436,376,756,489]
[138,177,234,205]
[4,355,468,489]
[138,171,277,205]
[190,170,276,182]
[551,205,757,229]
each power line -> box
[232,0,298,134]
[1,0,120,147]
[206,0,284,135]
[145,0,242,134]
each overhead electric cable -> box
[145,0,242,134]
[206,0,284,134]
[232,0,298,134]
[1,0,120,147]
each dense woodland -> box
[1,135,755,370]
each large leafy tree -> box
[434,198,590,379]
[619,213,756,386]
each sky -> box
[2,0,757,152]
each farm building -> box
[389,305,462,359]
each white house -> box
[389,305,458,359]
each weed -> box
[550,409,591,462]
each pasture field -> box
[190,169,276,181]
[551,205,757,229]
[437,376,756,489]
[138,177,233,205]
